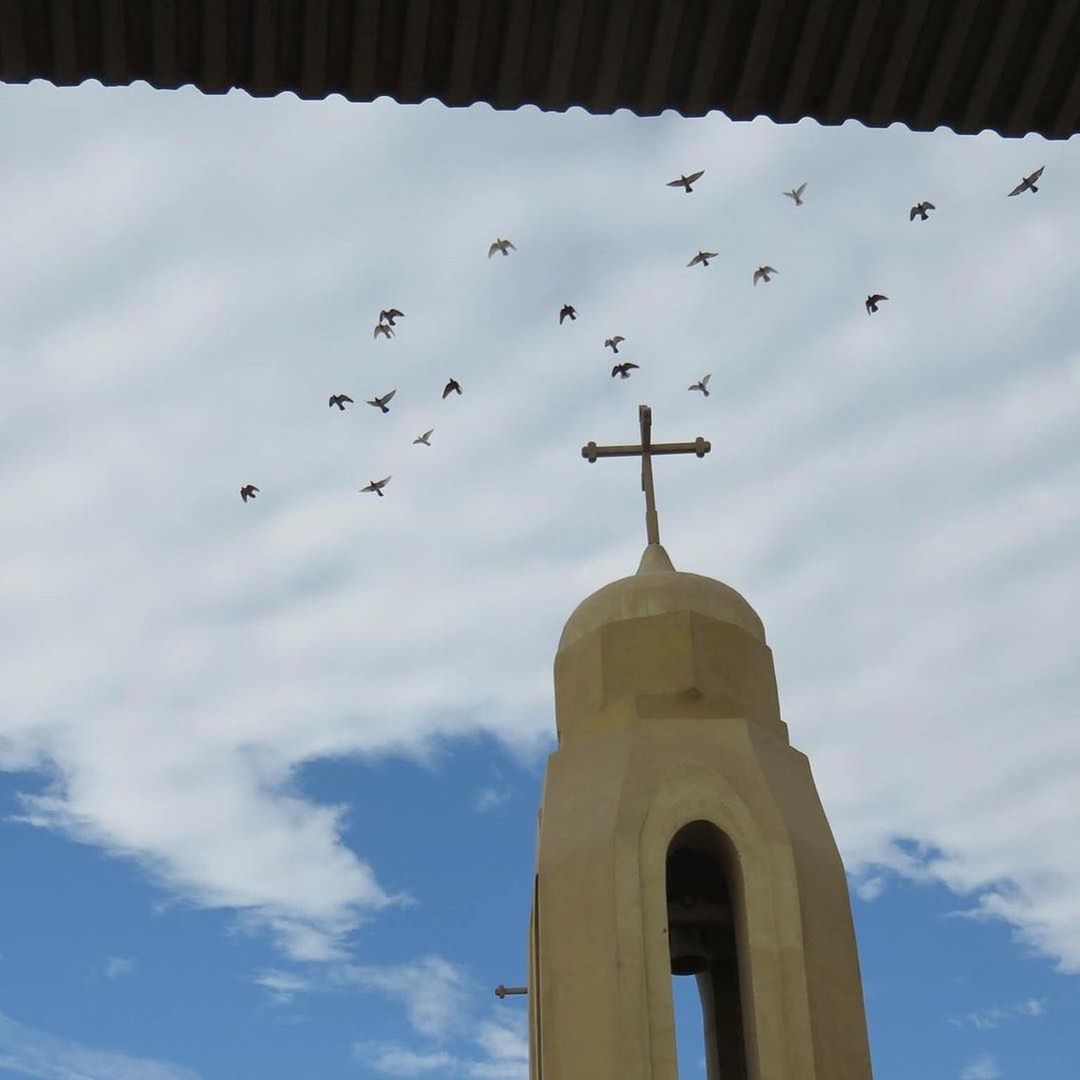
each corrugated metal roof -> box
[1,0,1078,138]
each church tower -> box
[525,408,873,1080]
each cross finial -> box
[582,405,710,546]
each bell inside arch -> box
[669,923,709,976]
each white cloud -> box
[0,84,1079,980]
[949,998,1047,1030]
[0,1010,201,1080]
[352,1043,456,1078]
[961,1052,1002,1080]
[472,788,509,814]
[251,969,314,1004]
[103,956,137,979]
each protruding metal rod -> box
[495,984,528,999]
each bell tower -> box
[524,408,873,1079]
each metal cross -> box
[494,984,528,998]
[582,405,710,546]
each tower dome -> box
[558,543,766,653]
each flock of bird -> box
[238,163,1047,504]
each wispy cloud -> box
[103,956,137,979]
[949,997,1046,1030]
[251,969,314,1004]
[961,1052,1002,1080]
[0,1010,201,1080]
[472,787,509,814]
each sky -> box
[0,76,1078,1080]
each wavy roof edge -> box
[1,0,1078,139]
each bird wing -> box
[329,395,337,406]
[611,365,621,377]
[1008,180,1024,196]
[626,362,640,370]
[488,242,500,258]
[361,481,376,492]
[376,476,391,489]
[924,202,935,210]
[688,382,700,391]
[387,308,403,319]
[612,335,624,344]
[382,389,397,405]
[1028,166,1045,183]
[421,429,433,440]
[909,205,918,220]
[753,268,763,284]
[559,309,568,323]
[704,252,718,259]
[442,383,453,398]
[763,266,777,274]
[686,170,704,184]
[701,374,711,387]
[666,178,683,187]
[341,395,353,403]
[687,254,702,266]
[795,182,806,197]
[507,240,516,250]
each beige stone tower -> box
[526,538,874,1080]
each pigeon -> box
[328,394,354,411]
[442,378,462,399]
[413,429,434,446]
[559,304,577,324]
[360,476,392,497]
[488,238,516,258]
[367,389,397,413]
[240,484,259,503]
[611,362,640,379]
[379,308,404,326]
[374,322,394,340]
[666,170,705,193]
[753,265,778,285]
[688,250,718,268]
[1008,166,1044,196]
[604,336,625,353]
[688,374,712,396]
[909,201,935,221]
[784,182,807,206]
[865,294,888,315]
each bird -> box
[865,294,888,315]
[688,374,712,396]
[604,336,625,353]
[442,378,462,399]
[328,394,354,411]
[909,201,935,221]
[1009,166,1044,196]
[666,169,705,193]
[688,250,718,268]
[753,265,778,285]
[367,389,397,413]
[379,308,404,326]
[360,476,392,497]
[559,304,577,324]
[413,429,434,446]
[374,322,394,340]
[240,484,259,503]
[784,182,807,206]
[611,362,640,379]
[488,238,516,258]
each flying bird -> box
[784,182,807,206]
[611,362,640,379]
[865,294,888,315]
[666,169,705,193]
[379,308,404,326]
[753,265,778,285]
[604,336,625,353]
[374,322,394,340]
[360,476,392,497]
[1008,166,1044,196]
[688,374,712,396]
[328,394,354,411]
[240,484,259,503]
[367,389,397,413]
[688,250,718,268]
[413,429,434,446]
[909,201,935,221]
[559,304,577,324]
[442,378,462,399]
[488,238,516,258]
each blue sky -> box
[1,80,1078,1079]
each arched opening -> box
[666,821,748,1080]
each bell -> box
[668,923,708,976]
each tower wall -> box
[529,606,873,1080]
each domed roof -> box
[558,544,766,652]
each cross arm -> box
[582,438,711,462]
